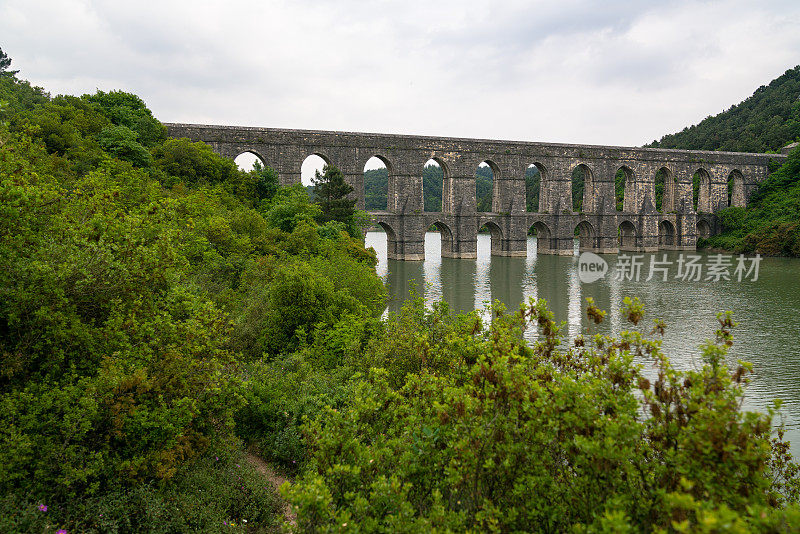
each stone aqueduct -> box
[165,123,783,260]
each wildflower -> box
[56,530,67,534]
[38,504,47,512]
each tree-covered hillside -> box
[647,66,800,153]
[0,55,384,531]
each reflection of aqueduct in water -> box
[166,123,784,260]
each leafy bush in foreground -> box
[0,446,281,533]
[284,298,800,532]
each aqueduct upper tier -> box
[165,123,784,260]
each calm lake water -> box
[366,230,800,459]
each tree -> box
[263,184,321,233]
[153,137,239,185]
[312,164,357,230]
[0,47,18,76]
[84,90,165,146]
[97,125,152,167]
[252,160,279,201]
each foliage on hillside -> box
[0,68,384,532]
[647,66,800,153]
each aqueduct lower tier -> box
[165,123,784,260]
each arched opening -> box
[364,223,389,275]
[658,220,676,248]
[526,163,544,212]
[301,153,330,191]
[575,221,595,252]
[476,161,498,213]
[572,164,593,212]
[529,222,552,254]
[375,221,398,259]
[615,166,634,212]
[424,158,445,212]
[696,219,711,240]
[655,167,676,212]
[618,220,637,251]
[728,170,744,207]
[479,220,503,255]
[692,168,711,212]
[364,156,390,211]
[428,221,455,258]
[234,151,266,172]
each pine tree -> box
[252,160,279,201]
[0,47,18,75]
[312,164,356,226]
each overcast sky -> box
[2,0,799,147]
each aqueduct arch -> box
[575,221,595,252]
[658,220,676,248]
[429,220,455,258]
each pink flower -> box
[38,504,47,512]
[56,530,67,534]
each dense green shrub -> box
[85,90,166,147]
[97,125,152,167]
[0,70,385,531]
[153,137,240,186]
[284,298,800,532]
[262,184,322,232]
[0,448,281,533]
